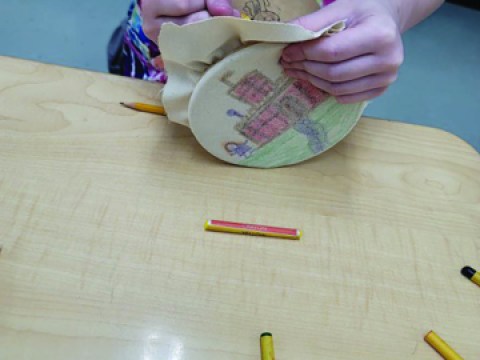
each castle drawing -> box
[221,70,328,158]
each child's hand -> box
[142,0,239,43]
[281,0,404,104]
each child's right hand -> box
[142,0,239,43]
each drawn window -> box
[230,71,274,105]
[239,104,290,145]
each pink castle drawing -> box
[222,70,328,147]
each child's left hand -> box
[281,0,404,104]
[142,0,239,44]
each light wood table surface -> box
[0,56,479,360]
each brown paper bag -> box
[158,1,367,168]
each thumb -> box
[206,0,240,17]
[289,1,349,32]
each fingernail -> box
[282,52,292,62]
[280,60,292,69]
[282,46,294,59]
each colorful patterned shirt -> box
[122,0,167,82]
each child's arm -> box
[391,0,445,32]
[281,0,444,104]
[142,0,239,43]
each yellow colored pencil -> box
[260,333,275,360]
[205,220,302,240]
[461,266,480,287]
[121,102,167,116]
[424,331,464,360]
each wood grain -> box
[0,56,479,360]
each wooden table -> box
[0,56,479,360]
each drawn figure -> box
[242,0,281,21]
[224,141,255,158]
[294,118,327,153]
[222,70,274,106]
[221,70,329,154]
[227,109,245,118]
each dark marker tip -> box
[261,332,273,338]
[461,266,476,279]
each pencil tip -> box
[120,102,133,110]
[461,266,475,279]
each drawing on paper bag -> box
[187,40,365,168]
[241,0,281,21]
[222,70,329,161]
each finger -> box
[142,0,205,18]
[284,69,397,96]
[335,87,388,103]
[289,1,351,33]
[284,68,388,102]
[206,0,240,16]
[283,21,398,64]
[165,10,212,24]
[144,11,211,43]
[281,55,398,83]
